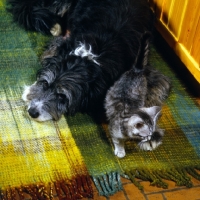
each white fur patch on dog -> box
[50,23,62,36]
[31,101,53,121]
[22,85,31,102]
[70,42,100,65]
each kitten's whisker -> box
[134,142,141,150]
[141,137,148,142]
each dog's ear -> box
[133,31,151,71]
[58,88,79,115]
[58,88,71,104]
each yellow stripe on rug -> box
[0,87,92,199]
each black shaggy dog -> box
[8,0,153,121]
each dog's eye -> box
[57,93,66,103]
[38,80,49,90]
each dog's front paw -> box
[114,148,126,158]
[50,24,62,36]
[139,140,162,151]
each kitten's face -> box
[127,116,153,142]
[126,106,161,142]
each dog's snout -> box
[28,108,39,118]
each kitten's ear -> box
[141,106,162,123]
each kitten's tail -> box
[7,0,60,34]
[133,32,151,72]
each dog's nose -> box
[28,108,39,118]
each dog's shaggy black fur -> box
[8,0,153,121]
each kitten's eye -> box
[135,123,144,129]
[57,93,66,103]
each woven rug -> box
[1,0,200,199]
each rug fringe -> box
[185,167,200,181]
[125,166,200,190]
[0,176,93,200]
[92,172,122,197]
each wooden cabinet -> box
[149,0,200,83]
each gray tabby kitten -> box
[105,32,171,158]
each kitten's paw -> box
[139,140,162,151]
[114,149,126,158]
[50,24,62,36]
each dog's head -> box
[22,83,70,122]
[22,38,103,121]
[22,54,92,121]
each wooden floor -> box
[82,176,200,200]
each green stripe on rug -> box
[66,113,123,196]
